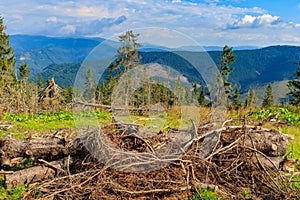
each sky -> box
[1,0,300,47]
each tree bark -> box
[4,157,72,189]
[0,137,73,167]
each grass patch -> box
[0,110,112,139]
[0,175,29,200]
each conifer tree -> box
[244,90,256,108]
[83,68,96,102]
[232,87,242,110]
[102,30,141,106]
[19,63,30,81]
[262,84,274,108]
[287,63,300,105]
[37,74,43,92]
[0,17,16,80]
[218,45,236,98]
[193,83,198,101]
[113,30,141,72]
[198,85,206,106]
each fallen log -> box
[4,157,73,189]
[0,137,74,167]
[201,126,292,157]
[243,127,290,157]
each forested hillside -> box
[11,35,300,92]
[37,45,300,94]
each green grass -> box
[0,176,29,200]
[0,110,112,139]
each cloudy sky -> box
[1,0,300,47]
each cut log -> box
[0,137,78,167]
[243,128,289,157]
[4,157,72,189]
[200,125,292,158]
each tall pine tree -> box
[262,84,274,108]
[219,45,236,97]
[0,17,16,80]
[113,30,141,72]
[287,62,300,105]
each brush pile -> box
[0,119,299,199]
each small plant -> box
[190,189,220,200]
[242,189,253,200]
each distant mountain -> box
[9,35,300,103]
[208,45,300,93]
[39,46,300,91]
[11,35,103,76]
[10,35,261,76]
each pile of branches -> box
[1,120,299,199]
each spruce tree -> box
[193,83,198,101]
[232,87,242,110]
[198,85,206,106]
[287,64,300,105]
[0,17,16,80]
[244,90,256,108]
[37,74,43,92]
[83,68,96,102]
[262,84,274,108]
[219,45,236,96]
[113,30,141,72]
[19,63,30,81]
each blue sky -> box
[1,0,300,46]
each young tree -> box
[19,63,30,81]
[218,45,236,97]
[193,83,198,100]
[0,17,16,80]
[61,86,73,104]
[184,85,192,105]
[232,87,242,110]
[287,64,300,105]
[262,84,274,108]
[83,68,96,102]
[174,76,184,105]
[198,85,206,106]
[244,90,256,108]
[37,74,43,92]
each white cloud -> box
[282,34,300,42]
[46,16,57,22]
[227,14,296,29]
[59,24,76,34]
[256,14,279,25]
[1,0,300,46]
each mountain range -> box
[10,35,300,104]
